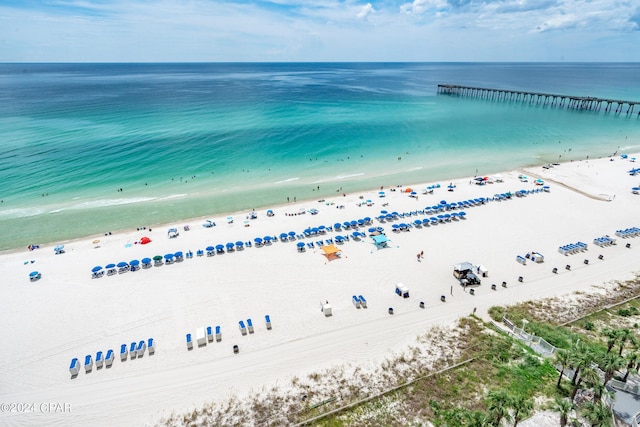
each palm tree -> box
[622,351,639,382]
[554,349,571,388]
[551,396,574,427]
[617,328,635,356]
[601,328,619,354]
[583,401,612,427]
[486,389,512,427]
[600,352,625,389]
[510,394,533,427]
[571,365,600,401]
[569,344,593,386]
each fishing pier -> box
[437,84,639,116]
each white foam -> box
[312,173,365,184]
[275,177,300,184]
[70,197,158,209]
[0,207,46,218]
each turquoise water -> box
[1,63,639,251]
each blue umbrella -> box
[142,257,152,264]
[235,241,244,247]
[377,226,384,232]
[254,237,263,244]
[164,254,174,260]
[297,242,305,248]
[226,243,234,249]
[105,263,116,269]
[206,246,214,251]
[117,261,128,268]
[380,210,388,214]
[264,235,273,242]
[92,266,103,272]
[368,227,377,233]
[413,219,422,226]
[350,220,358,226]
[29,271,39,277]
[215,244,224,251]
[304,228,312,235]
[335,235,344,242]
[130,260,140,266]
[334,223,342,230]
[357,219,365,225]
[363,217,371,223]
[280,233,288,239]
[174,251,183,257]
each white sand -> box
[1,154,639,426]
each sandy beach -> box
[1,153,639,426]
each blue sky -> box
[0,0,639,62]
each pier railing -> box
[438,84,639,115]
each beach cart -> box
[395,283,409,298]
[321,301,332,316]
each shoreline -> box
[3,151,627,255]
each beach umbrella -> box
[235,241,244,247]
[368,227,377,233]
[92,266,103,273]
[440,200,447,205]
[413,219,422,226]
[142,257,152,264]
[254,237,263,244]
[333,223,342,230]
[140,237,151,244]
[105,263,116,269]
[152,255,162,262]
[129,260,140,266]
[318,225,326,231]
[164,254,174,260]
[279,233,288,240]
[343,222,351,228]
[357,219,365,225]
[335,235,344,242]
[29,271,39,278]
[226,243,234,250]
[288,231,296,237]
[117,261,128,268]
[215,244,224,251]
[411,191,417,196]
[392,224,399,229]
[304,228,312,235]
[297,242,305,248]
[174,251,183,258]
[311,227,319,234]
[205,246,214,252]
[263,235,273,242]
[459,211,466,217]
[364,216,371,223]
[380,210,388,215]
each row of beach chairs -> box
[71,338,155,376]
[558,242,588,255]
[593,236,617,247]
[616,227,640,238]
[352,295,367,308]
[120,338,155,361]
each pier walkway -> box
[438,84,639,116]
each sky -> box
[0,0,639,62]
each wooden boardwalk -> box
[437,84,639,115]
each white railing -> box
[501,316,557,356]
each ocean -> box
[1,62,639,251]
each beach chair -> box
[206,326,213,342]
[84,355,93,373]
[197,249,204,257]
[358,295,367,308]
[352,295,361,308]
[247,318,254,334]
[129,342,137,359]
[137,340,146,357]
[265,315,272,330]
[96,351,104,368]
[215,325,222,342]
[186,333,193,350]
[239,320,247,335]
[148,338,155,355]
[69,358,80,376]
[105,349,114,367]
[120,344,128,361]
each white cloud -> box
[357,3,375,20]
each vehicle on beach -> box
[453,262,481,287]
[308,208,319,215]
